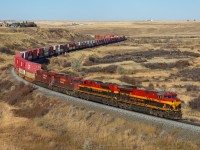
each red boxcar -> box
[67,43,73,51]
[44,47,49,57]
[27,50,33,60]
[53,45,59,55]
[17,58,27,77]
[36,48,44,58]
[58,45,64,55]
[32,49,38,60]
[22,50,32,60]
[63,44,69,53]
[60,45,64,53]
[14,53,23,73]
[49,46,54,56]
[25,61,42,73]
[24,61,41,81]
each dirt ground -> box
[1,21,200,149]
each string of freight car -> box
[14,34,182,120]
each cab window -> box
[164,95,172,99]
[172,95,177,98]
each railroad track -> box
[10,67,200,134]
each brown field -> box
[1,21,200,149]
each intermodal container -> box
[25,61,42,73]
[32,49,38,60]
[37,48,44,58]
[49,46,54,56]
[19,68,26,75]
[25,71,35,81]
[44,47,49,57]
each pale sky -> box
[0,0,199,21]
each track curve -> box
[10,67,200,134]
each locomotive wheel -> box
[103,99,109,105]
[119,103,127,109]
[150,109,154,115]
[118,103,123,109]
[124,103,131,110]
[111,100,118,107]
[158,111,163,118]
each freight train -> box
[14,34,182,120]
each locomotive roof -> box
[118,85,137,89]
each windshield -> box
[172,95,177,98]
[164,95,175,99]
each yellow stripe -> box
[129,94,181,106]
[79,85,111,92]
[78,85,181,111]
[78,90,110,98]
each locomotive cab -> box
[162,93,182,111]
[157,92,182,119]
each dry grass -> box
[1,21,200,149]
[0,70,199,150]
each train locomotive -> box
[14,34,182,120]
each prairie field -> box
[1,21,200,149]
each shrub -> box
[185,85,199,92]
[84,50,199,66]
[116,66,126,74]
[39,108,49,116]
[0,57,5,62]
[118,75,140,86]
[0,64,15,71]
[83,65,118,74]
[83,60,94,66]
[0,80,14,91]
[0,47,15,55]
[102,65,117,73]
[116,66,136,75]
[177,68,200,81]
[143,60,190,70]
[189,96,200,110]
[89,56,96,63]
[62,61,71,68]
[148,83,155,90]
[7,83,35,105]
[71,58,82,71]
[71,55,85,72]
[83,139,94,150]
[60,70,79,77]
[84,111,95,120]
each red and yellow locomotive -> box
[78,80,182,119]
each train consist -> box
[14,34,182,120]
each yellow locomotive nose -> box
[171,100,181,110]
[172,100,176,109]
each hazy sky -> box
[0,0,199,21]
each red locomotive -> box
[14,35,182,120]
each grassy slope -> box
[0,21,200,149]
[0,72,199,149]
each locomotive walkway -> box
[11,67,200,139]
